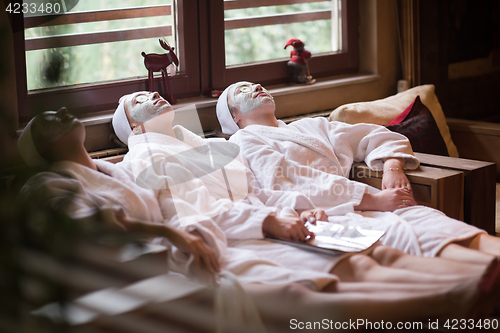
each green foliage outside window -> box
[25,0,338,90]
[224,1,336,66]
[25,0,173,90]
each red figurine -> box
[284,38,315,84]
[141,38,179,104]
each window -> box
[12,0,358,122]
[224,0,340,67]
[24,1,176,90]
[209,0,359,89]
[13,0,200,121]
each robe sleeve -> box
[231,131,370,216]
[155,179,274,241]
[17,172,121,221]
[156,195,227,262]
[210,158,321,238]
[333,122,420,171]
[244,160,316,213]
[128,146,273,242]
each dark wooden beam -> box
[224,0,327,10]
[25,25,172,50]
[225,10,331,30]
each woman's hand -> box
[381,158,412,192]
[113,214,220,273]
[299,209,328,224]
[167,228,221,274]
[372,188,416,211]
[356,188,416,212]
[262,215,313,241]
[382,169,412,191]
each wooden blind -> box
[24,5,172,51]
[224,0,331,30]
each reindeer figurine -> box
[141,38,179,104]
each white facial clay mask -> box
[126,93,171,123]
[232,83,274,115]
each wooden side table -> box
[414,152,496,235]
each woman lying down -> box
[216,81,500,265]
[16,108,222,276]
[107,90,500,321]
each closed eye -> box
[135,95,148,104]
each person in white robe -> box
[16,108,222,277]
[19,109,500,325]
[216,81,500,264]
[112,91,500,299]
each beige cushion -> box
[329,85,459,157]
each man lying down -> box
[110,90,500,321]
[216,81,500,265]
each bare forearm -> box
[383,158,405,172]
[354,193,375,211]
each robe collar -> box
[242,120,340,166]
[49,160,163,223]
[128,125,209,150]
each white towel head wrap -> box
[216,83,240,135]
[17,117,49,168]
[112,94,133,145]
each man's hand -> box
[298,209,328,224]
[262,215,313,241]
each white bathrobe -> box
[121,126,345,289]
[18,160,164,223]
[17,160,280,326]
[230,117,484,257]
[17,159,228,279]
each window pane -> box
[224,0,341,67]
[24,0,175,91]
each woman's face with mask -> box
[229,81,275,115]
[29,108,85,162]
[32,108,81,144]
[124,91,173,123]
[122,91,175,134]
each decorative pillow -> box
[386,96,449,156]
[329,84,459,157]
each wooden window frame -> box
[14,0,201,123]
[208,0,359,91]
[13,0,358,123]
